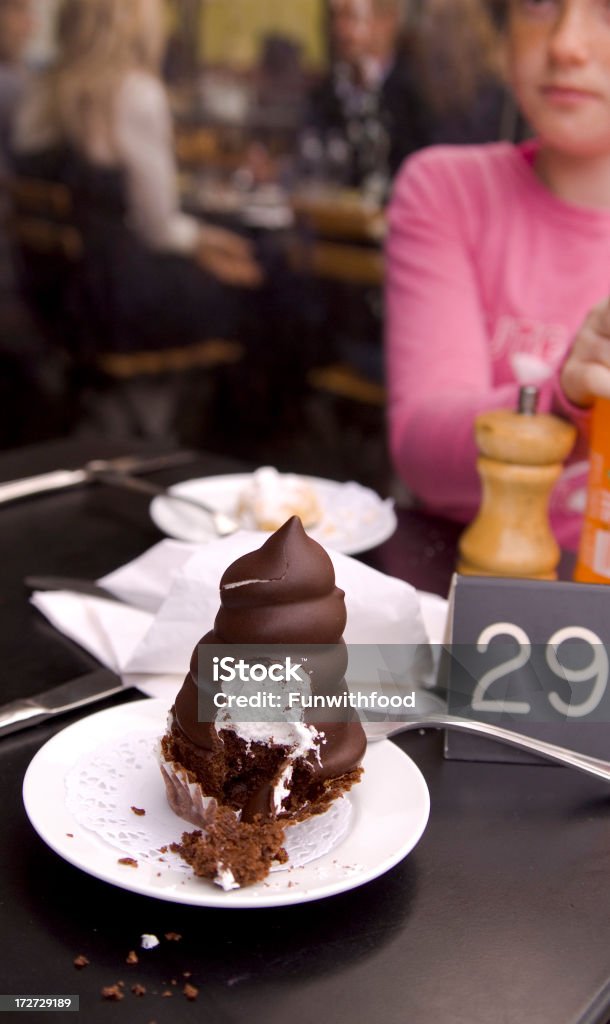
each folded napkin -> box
[31,535,435,701]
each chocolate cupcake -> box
[160,516,366,887]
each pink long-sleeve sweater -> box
[385,140,610,550]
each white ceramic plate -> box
[149,474,397,555]
[23,698,430,909]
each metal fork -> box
[363,713,610,783]
[87,464,239,537]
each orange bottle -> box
[574,398,610,583]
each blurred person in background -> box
[11,0,262,439]
[0,0,32,171]
[302,0,520,197]
[301,0,427,195]
[0,0,54,450]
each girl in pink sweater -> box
[386,0,610,550]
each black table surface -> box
[1,436,609,1024]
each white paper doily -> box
[64,729,352,876]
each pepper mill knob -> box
[457,387,577,579]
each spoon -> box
[87,465,239,537]
[363,713,610,783]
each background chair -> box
[288,188,389,492]
[8,170,245,442]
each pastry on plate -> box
[160,516,366,888]
[237,466,322,531]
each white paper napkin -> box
[31,535,435,700]
[29,591,152,673]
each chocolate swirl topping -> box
[214,515,346,644]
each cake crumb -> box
[131,983,146,997]
[183,983,199,1001]
[131,806,146,816]
[183,971,192,978]
[125,950,138,965]
[73,954,89,969]
[118,857,138,868]
[173,808,287,888]
[66,833,74,838]
[140,934,160,950]
[101,985,124,1001]
[159,845,168,853]
[164,932,182,942]
[161,990,173,998]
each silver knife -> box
[0,668,129,738]
[0,451,199,506]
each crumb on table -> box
[101,985,124,1001]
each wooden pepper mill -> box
[457,386,577,580]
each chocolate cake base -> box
[161,716,363,826]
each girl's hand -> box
[560,299,610,407]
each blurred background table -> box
[290,184,385,241]
[0,437,609,1024]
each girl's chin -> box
[537,128,610,160]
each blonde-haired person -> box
[12,0,261,356]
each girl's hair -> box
[487,0,508,28]
[45,0,166,159]
[405,0,503,116]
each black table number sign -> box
[442,574,610,763]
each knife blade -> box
[0,668,129,738]
[0,450,199,506]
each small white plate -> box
[23,698,430,909]
[149,474,397,555]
